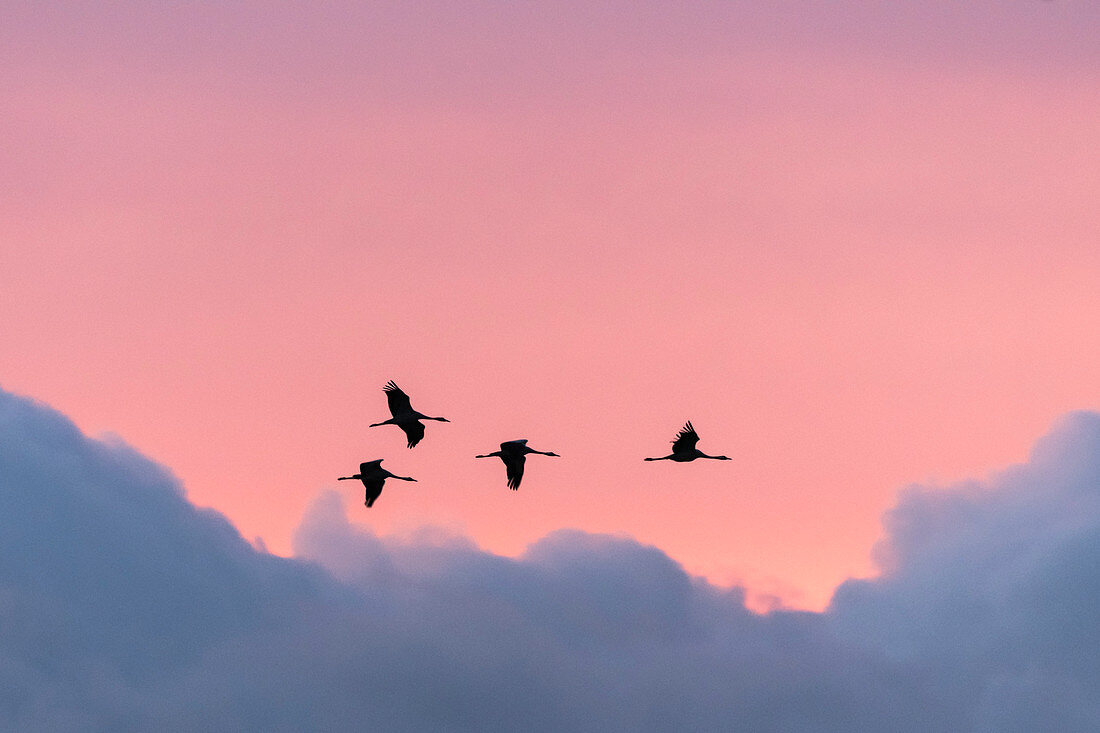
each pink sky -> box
[2,1,1098,609]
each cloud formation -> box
[3,387,1100,731]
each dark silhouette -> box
[476,439,560,490]
[369,381,449,448]
[645,421,731,462]
[338,459,416,507]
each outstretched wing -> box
[359,460,382,474]
[383,381,414,417]
[500,439,528,452]
[671,422,700,454]
[504,454,527,490]
[400,420,426,449]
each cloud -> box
[829,411,1100,730]
[3,387,1100,730]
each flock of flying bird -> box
[338,381,731,507]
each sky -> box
[7,382,1100,729]
[2,0,1099,615]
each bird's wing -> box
[671,422,700,454]
[501,439,528,451]
[363,477,385,507]
[504,453,527,490]
[360,460,382,474]
[400,420,426,449]
[383,381,414,417]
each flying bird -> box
[644,421,731,462]
[369,380,449,448]
[338,459,417,507]
[476,439,560,490]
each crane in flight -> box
[338,459,416,507]
[644,422,731,462]
[369,380,449,448]
[476,439,559,490]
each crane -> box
[369,381,449,448]
[644,422,730,462]
[476,439,559,490]
[338,459,416,507]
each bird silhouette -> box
[369,381,449,448]
[338,459,416,507]
[476,439,559,490]
[644,421,731,462]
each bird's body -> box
[476,439,559,490]
[645,422,730,462]
[369,381,449,448]
[338,459,416,507]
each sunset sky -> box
[3,0,1098,615]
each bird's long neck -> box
[476,451,503,459]
[369,418,395,427]
[337,475,360,480]
[644,455,673,461]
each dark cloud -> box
[3,387,1100,731]
[830,411,1100,731]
